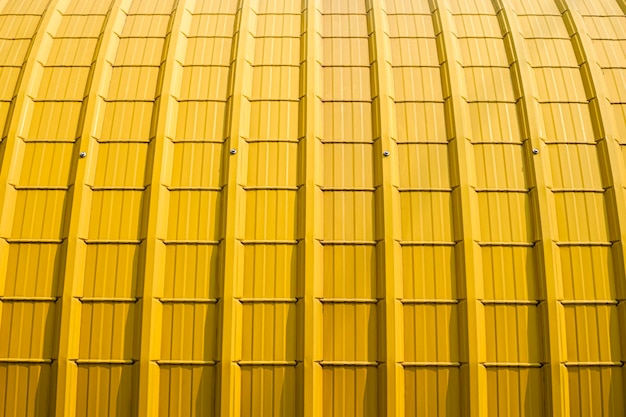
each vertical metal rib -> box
[555,0,626,289]
[0,0,55,212]
[0,0,60,295]
[368,0,403,415]
[137,0,194,415]
[430,1,485,415]
[302,0,322,416]
[0,1,62,415]
[53,0,130,415]
[555,0,626,406]
[219,1,252,415]
[492,1,566,415]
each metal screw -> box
[79,151,87,158]
[230,148,237,155]
[383,150,390,157]
[532,148,539,155]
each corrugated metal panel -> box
[0,0,625,416]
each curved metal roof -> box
[0,0,625,416]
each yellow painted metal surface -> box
[0,0,625,416]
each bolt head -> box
[230,148,237,155]
[79,151,87,158]
[532,148,539,155]
[383,150,390,157]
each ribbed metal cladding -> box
[0,0,625,416]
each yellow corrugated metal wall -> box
[0,0,625,416]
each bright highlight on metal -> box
[0,0,625,416]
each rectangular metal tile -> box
[563,305,622,362]
[78,303,137,360]
[322,304,378,361]
[179,66,230,101]
[322,38,371,66]
[484,305,542,362]
[0,302,56,359]
[18,142,74,187]
[93,143,150,187]
[170,142,223,188]
[247,142,298,187]
[108,66,159,100]
[559,246,616,300]
[0,67,20,100]
[393,67,442,102]
[251,66,300,100]
[398,143,450,189]
[466,103,521,142]
[323,67,371,101]
[56,14,105,38]
[46,38,97,66]
[399,192,453,241]
[481,247,537,301]
[187,14,235,37]
[321,14,368,38]
[184,37,232,66]
[27,101,82,141]
[403,304,459,362]
[0,364,51,417]
[88,191,145,240]
[99,102,154,142]
[240,303,296,360]
[567,367,624,417]
[121,15,170,38]
[477,193,533,243]
[175,101,227,141]
[320,0,366,14]
[252,38,301,66]
[390,38,439,66]
[114,38,165,66]
[401,246,456,300]
[240,366,297,417]
[322,143,374,188]
[453,15,502,38]
[322,102,373,142]
[323,245,377,299]
[0,15,40,38]
[322,191,376,241]
[395,103,447,143]
[553,192,609,242]
[5,243,64,297]
[75,364,137,417]
[158,366,216,417]
[166,191,221,241]
[256,13,301,37]
[160,303,217,360]
[242,244,299,298]
[243,190,298,240]
[83,244,142,298]
[486,368,544,417]
[387,14,434,38]
[405,367,460,417]
[322,367,378,417]
[474,144,526,189]
[249,101,300,140]
[12,190,67,239]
